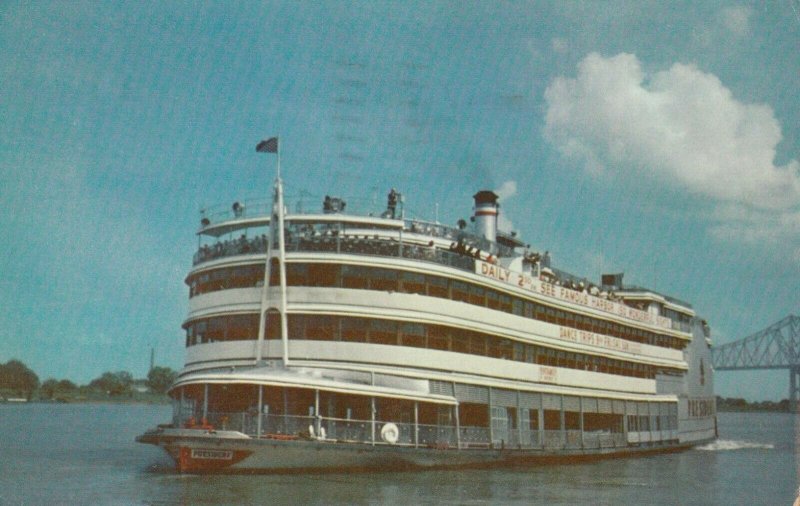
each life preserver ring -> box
[380,422,399,444]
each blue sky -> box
[1,1,798,400]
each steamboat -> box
[137,138,716,473]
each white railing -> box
[458,426,491,448]
[322,417,371,442]
[176,411,630,451]
[417,424,456,447]
[543,430,565,450]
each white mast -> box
[275,142,290,367]
[254,137,289,366]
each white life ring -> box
[380,422,399,444]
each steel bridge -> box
[711,315,800,405]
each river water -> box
[0,403,795,505]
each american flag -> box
[256,137,278,153]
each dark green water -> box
[0,404,795,505]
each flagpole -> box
[276,139,290,367]
[254,144,272,365]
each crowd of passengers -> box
[195,234,269,263]
[194,229,480,268]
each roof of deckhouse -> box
[198,214,404,238]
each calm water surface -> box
[0,404,795,505]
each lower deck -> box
[166,381,698,453]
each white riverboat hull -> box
[138,428,704,474]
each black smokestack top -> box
[473,190,499,206]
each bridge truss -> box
[711,315,800,404]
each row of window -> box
[187,261,687,350]
[184,313,683,379]
[188,264,264,296]
[486,406,629,433]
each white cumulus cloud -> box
[709,205,800,246]
[543,52,800,258]
[544,52,800,211]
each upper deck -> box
[192,193,696,335]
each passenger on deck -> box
[387,188,399,219]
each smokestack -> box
[473,190,499,243]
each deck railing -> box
[543,430,565,450]
[193,233,478,272]
[323,417,371,442]
[180,412,633,450]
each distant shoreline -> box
[1,397,170,406]
[716,407,793,413]
[716,396,793,414]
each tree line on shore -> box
[716,396,793,413]
[0,358,176,401]
[2,358,793,411]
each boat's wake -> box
[695,439,774,451]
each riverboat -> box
[137,140,717,473]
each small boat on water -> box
[137,140,716,473]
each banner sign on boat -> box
[475,260,672,330]
[538,366,558,383]
[559,326,642,355]
[687,398,716,418]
